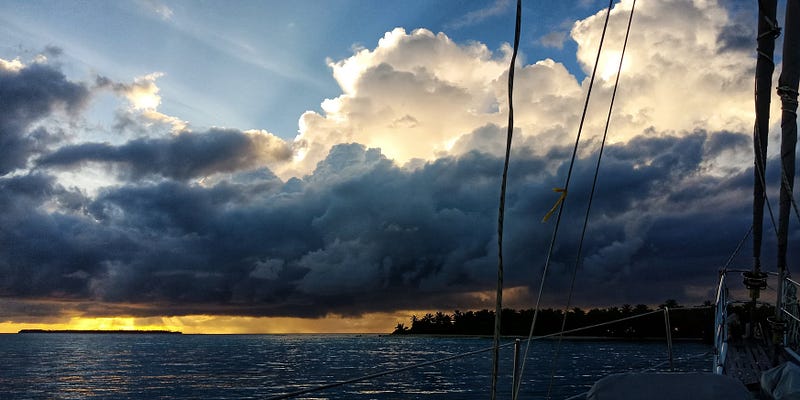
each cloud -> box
[3,126,789,320]
[43,46,64,58]
[0,173,123,300]
[446,0,512,30]
[0,0,789,323]
[0,58,90,175]
[293,0,759,179]
[38,128,292,180]
[294,27,512,173]
[539,31,568,49]
[0,58,25,72]
[96,73,188,133]
[139,0,174,20]
[568,0,756,138]
[117,72,163,111]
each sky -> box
[0,0,796,334]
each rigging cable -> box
[721,225,753,273]
[545,1,637,398]
[513,1,615,398]
[713,228,753,308]
[491,0,522,399]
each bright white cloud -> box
[571,0,755,139]
[125,72,163,111]
[97,72,188,134]
[287,0,759,180]
[292,27,512,174]
[140,109,188,133]
[0,57,24,72]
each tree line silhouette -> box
[392,300,723,340]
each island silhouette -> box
[391,301,773,341]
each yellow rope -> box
[541,188,567,223]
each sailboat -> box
[269,1,799,398]
[580,0,800,398]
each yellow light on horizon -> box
[70,317,136,330]
[0,311,426,335]
[0,316,185,333]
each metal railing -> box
[782,277,800,349]
[713,271,729,374]
[714,269,800,374]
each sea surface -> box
[0,333,712,399]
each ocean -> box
[0,333,711,399]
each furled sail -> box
[753,0,779,272]
[777,0,799,273]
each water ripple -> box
[0,334,711,399]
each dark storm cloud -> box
[718,18,755,53]
[718,0,757,52]
[704,130,749,156]
[0,174,134,300]
[37,128,292,180]
[0,62,89,175]
[2,129,786,320]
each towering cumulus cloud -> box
[0,0,792,326]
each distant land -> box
[390,301,774,341]
[18,329,182,335]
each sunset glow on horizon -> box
[0,311,430,334]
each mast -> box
[752,0,779,277]
[491,1,522,398]
[745,0,778,308]
[776,0,800,315]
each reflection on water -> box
[0,334,710,399]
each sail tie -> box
[758,50,778,63]
[756,24,781,40]
[778,85,799,111]
[757,0,781,40]
[541,188,567,223]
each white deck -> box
[585,372,752,400]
